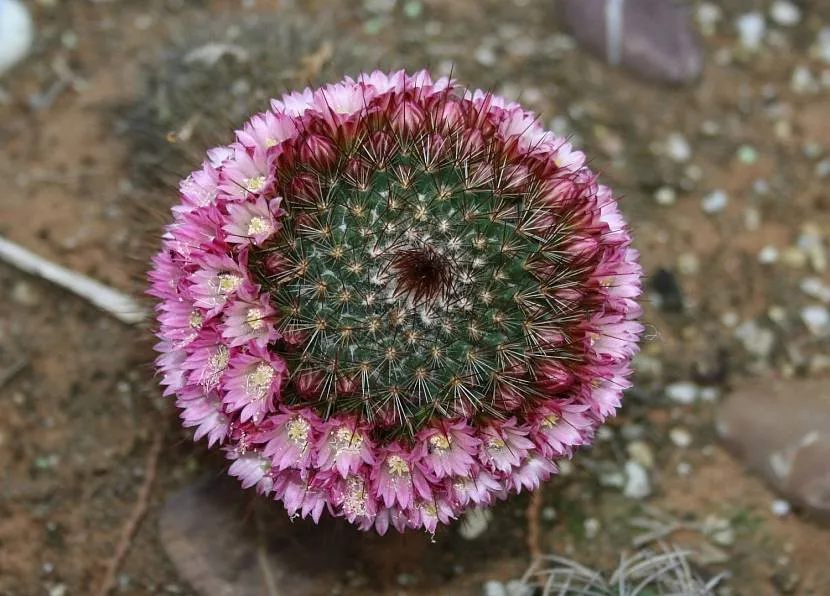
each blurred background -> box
[1,0,829,594]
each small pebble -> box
[737,144,758,164]
[623,460,652,499]
[584,517,601,539]
[772,499,792,517]
[0,0,34,76]
[402,1,423,19]
[744,207,761,231]
[558,459,574,476]
[677,461,693,476]
[505,580,533,596]
[669,427,693,448]
[627,440,655,468]
[482,581,508,596]
[696,3,722,37]
[770,1,801,27]
[735,320,776,358]
[665,133,692,163]
[700,387,720,402]
[11,280,38,306]
[792,66,818,95]
[758,245,779,265]
[801,305,830,335]
[459,507,492,540]
[654,186,677,206]
[702,190,728,214]
[800,277,830,302]
[721,311,740,328]
[703,515,735,547]
[735,12,766,51]
[666,381,699,405]
[474,46,497,67]
[768,305,788,326]
[816,159,830,178]
[677,253,700,276]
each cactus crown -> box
[252,96,593,439]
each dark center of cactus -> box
[390,245,453,306]
[250,93,598,441]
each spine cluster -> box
[149,70,643,533]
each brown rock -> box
[159,475,436,596]
[716,378,830,523]
[558,0,703,85]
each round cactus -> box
[149,70,643,533]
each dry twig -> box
[95,431,164,596]
[0,236,148,325]
[526,489,544,561]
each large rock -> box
[159,474,442,595]
[558,0,703,85]
[716,378,830,523]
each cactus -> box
[148,70,643,533]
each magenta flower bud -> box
[148,70,643,533]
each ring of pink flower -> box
[149,70,643,533]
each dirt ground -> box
[2,0,830,594]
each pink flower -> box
[178,392,229,447]
[228,451,272,490]
[221,292,278,348]
[417,421,481,479]
[222,197,283,247]
[315,420,375,478]
[257,409,318,472]
[371,444,432,510]
[222,346,286,424]
[478,419,536,473]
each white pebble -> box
[666,133,692,163]
[721,311,740,328]
[669,427,693,448]
[800,277,830,303]
[696,3,722,36]
[792,66,819,95]
[801,305,830,335]
[700,387,720,402]
[677,461,693,476]
[735,320,776,358]
[459,507,492,540]
[736,12,766,51]
[702,190,728,214]
[677,253,700,276]
[623,460,652,499]
[0,0,34,76]
[771,499,792,517]
[584,517,601,539]
[758,245,779,264]
[666,381,699,405]
[474,46,497,67]
[483,581,508,596]
[654,186,677,206]
[627,440,655,469]
[770,1,801,27]
[506,580,533,596]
